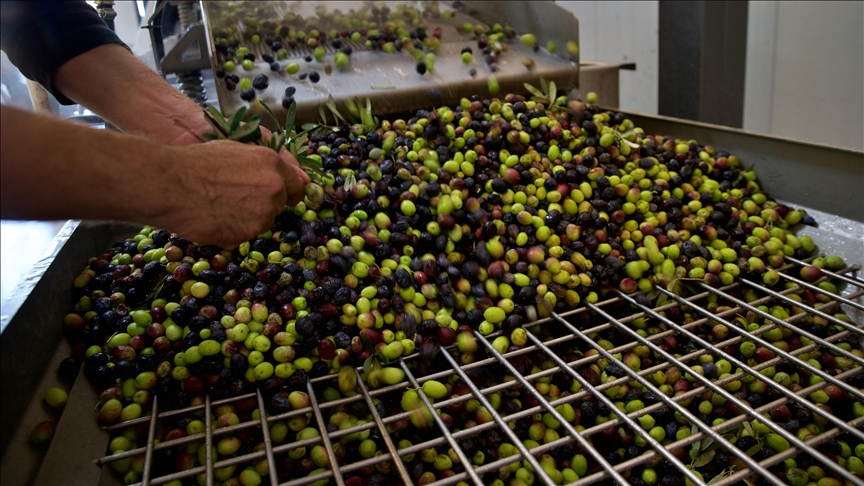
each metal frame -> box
[94,255,863,486]
[201,0,580,124]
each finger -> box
[279,148,311,184]
[284,172,306,206]
[275,181,289,211]
[292,164,311,184]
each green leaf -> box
[229,106,247,132]
[744,444,762,457]
[378,354,389,365]
[363,356,373,374]
[361,336,373,353]
[742,421,753,436]
[360,98,375,131]
[318,104,327,125]
[206,104,229,131]
[692,450,715,468]
[701,437,715,452]
[549,81,557,103]
[691,437,702,456]
[345,97,360,119]
[202,132,219,140]
[298,154,324,170]
[327,94,345,122]
[258,101,280,131]
[301,122,317,131]
[229,117,261,142]
[524,83,545,98]
[539,76,549,96]
[204,116,228,138]
[707,471,730,485]
[343,172,357,192]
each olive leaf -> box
[326,94,346,123]
[378,353,389,365]
[259,102,281,132]
[363,356,374,374]
[744,443,762,457]
[229,106,247,132]
[549,81,557,104]
[141,275,168,304]
[343,172,357,192]
[742,421,753,436]
[318,104,328,125]
[345,97,360,119]
[524,82,545,98]
[361,336,374,353]
[701,437,715,451]
[284,102,297,135]
[691,450,715,468]
[706,468,731,484]
[540,76,549,95]
[228,117,261,142]
[207,104,230,132]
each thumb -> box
[279,147,311,184]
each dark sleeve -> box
[0,1,127,105]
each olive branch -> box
[523,77,566,111]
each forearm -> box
[0,105,176,222]
[54,44,208,144]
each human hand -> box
[158,140,306,248]
[260,126,312,185]
[169,120,311,186]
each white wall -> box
[744,1,864,151]
[556,1,659,115]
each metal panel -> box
[624,111,864,224]
[658,1,749,128]
[202,1,580,125]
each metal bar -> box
[474,331,640,486]
[437,347,555,485]
[399,360,484,486]
[256,390,279,486]
[106,391,258,431]
[95,253,864,486]
[625,289,864,482]
[550,310,781,486]
[785,257,864,287]
[644,286,864,439]
[97,281,853,467]
[96,286,853,466]
[675,284,864,402]
[205,395,214,486]
[141,395,158,486]
[779,270,864,312]
[707,281,864,362]
[569,366,862,486]
[737,278,864,338]
[353,369,415,486]
[713,416,864,486]
[304,381,346,486]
